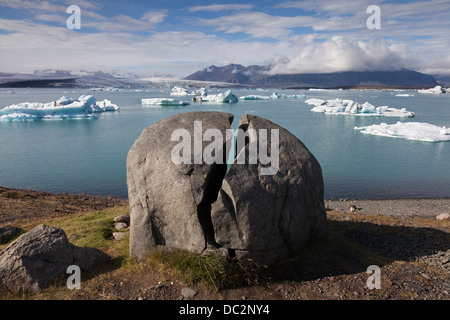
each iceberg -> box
[193,90,238,103]
[141,98,190,106]
[239,95,271,100]
[170,86,190,96]
[354,122,450,142]
[395,93,414,97]
[271,92,306,99]
[417,86,445,94]
[305,98,415,117]
[0,95,119,121]
[194,87,208,96]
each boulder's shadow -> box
[269,218,450,282]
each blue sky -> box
[0,0,449,76]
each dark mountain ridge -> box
[184,64,438,89]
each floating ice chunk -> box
[305,98,414,117]
[170,86,190,96]
[0,95,119,121]
[193,87,208,96]
[193,90,238,103]
[417,86,445,94]
[239,95,271,100]
[354,122,450,142]
[271,92,306,99]
[0,112,38,121]
[141,98,190,106]
[92,99,119,112]
[304,98,327,106]
[395,93,413,97]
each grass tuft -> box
[147,250,268,291]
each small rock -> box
[409,283,425,294]
[68,234,80,240]
[0,225,22,244]
[436,213,449,221]
[421,273,431,280]
[181,287,197,298]
[113,231,129,241]
[149,283,167,290]
[114,222,128,230]
[114,214,130,224]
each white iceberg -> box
[170,86,190,96]
[194,87,208,96]
[171,86,190,96]
[354,122,450,142]
[305,98,415,117]
[239,95,271,100]
[0,95,119,121]
[193,90,238,103]
[417,86,445,94]
[271,92,306,99]
[141,98,190,106]
[395,93,414,97]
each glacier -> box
[354,122,450,142]
[141,98,190,106]
[0,95,119,121]
[305,98,415,117]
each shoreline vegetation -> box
[0,185,449,300]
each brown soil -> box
[1,186,449,302]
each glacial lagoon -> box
[0,87,449,199]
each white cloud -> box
[188,4,254,12]
[82,11,166,32]
[268,36,421,74]
[0,0,65,11]
[198,11,317,38]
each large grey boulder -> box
[127,112,234,260]
[127,112,326,265]
[211,114,326,265]
[0,224,109,293]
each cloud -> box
[0,0,65,11]
[82,11,167,32]
[0,18,284,75]
[188,4,254,12]
[268,36,421,74]
[198,11,317,38]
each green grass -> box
[147,250,268,292]
[50,206,130,259]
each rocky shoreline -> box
[325,198,450,218]
[0,186,449,300]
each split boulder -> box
[126,112,326,265]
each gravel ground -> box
[325,198,450,218]
[1,188,449,301]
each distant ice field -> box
[0,87,449,199]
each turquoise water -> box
[0,87,449,199]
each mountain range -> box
[184,64,439,89]
[0,65,443,89]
